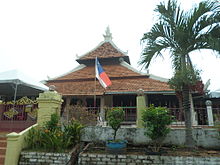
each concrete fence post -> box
[206,100,214,126]
[4,90,63,165]
[136,89,146,128]
[37,90,63,126]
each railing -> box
[0,104,38,121]
[102,106,137,123]
[0,103,37,132]
[66,105,220,126]
[122,106,136,122]
[169,108,185,125]
[195,108,208,125]
[84,106,213,125]
[169,107,210,125]
[169,107,220,126]
[80,106,137,123]
[213,107,220,124]
[86,106,100,115]
[81,106,137,122]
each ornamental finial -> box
[103,26,112,41]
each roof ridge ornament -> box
[103,26,112,41]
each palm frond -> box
[155,0,186,30]
[187,0,220,36]
[139,41,170,69]
[210,24,220,52]
[194,24,220,52]
[140,0,220,69]
[140,21,178,69]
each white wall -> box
[82,126,220,149]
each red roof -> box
[55,65,140,80]
[78,42,127,60]
[47,34,173,95]
[47,64,172,96]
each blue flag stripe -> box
[97,60,104,74]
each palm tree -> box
[139,0,220,148]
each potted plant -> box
[106,107,126,153]
[142,105,173,154]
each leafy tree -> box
[142,105,173,152]
[139,0,220,148]
[107,107,124,141]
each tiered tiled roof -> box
[47,77,171,96]
[47,63,172,96]
[47,27,173,95]
[55,65,140,80]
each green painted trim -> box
[105,91,175,95]
[113,106,136,109]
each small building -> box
[47,28,179,123]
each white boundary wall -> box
[82,126,220,149]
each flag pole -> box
[94,57,97,108]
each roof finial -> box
[103,26,112,41]
[76,54,79,59]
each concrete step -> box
[0,147,6,155]
[0,134,7,165]
[0,139,6,148]
[0,137,6,141]
[0,155,5,165]
[0,139,6,164]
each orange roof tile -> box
[47,76,172,96]
[55,64,141,81]
[78,42,127,60]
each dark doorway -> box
[113,95,136,107]
[86,98,100,107]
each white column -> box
[206,100,214,126]
[100,96,105,122]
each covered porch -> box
[61,92,180,125]
[60,91,219,127]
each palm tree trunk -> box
[180,55,195,148]
[183,84,195,148]
[176,92,184,121]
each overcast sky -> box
[0,0,219,91]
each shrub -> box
[25,127,44,149]
[44,113,60,131]
[106,107,124,141]
[26,114,84,152]
[67,105,98,126]
[142,105,173,152]
[63,120,84,145]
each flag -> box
[95,57,112,88]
